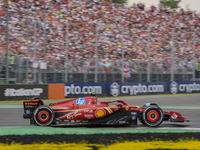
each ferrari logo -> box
[125,106,129,111]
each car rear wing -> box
[23,97,44,119]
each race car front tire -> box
[143,106,164,127]
[33,105,55,126]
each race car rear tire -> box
[143,106,164,127]
[33,105,55,126]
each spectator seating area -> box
[0,0,200,74]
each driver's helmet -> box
[116,103,123,107]
[91,93,96,96]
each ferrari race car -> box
[23,94,189,127]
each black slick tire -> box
[33,105,55,126]
[143,106,164,127]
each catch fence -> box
[0,15,199,83]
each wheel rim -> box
[38,110,50,123]
[147,110,159,123]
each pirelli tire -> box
[33,105,55,126]
[143,106,164,127]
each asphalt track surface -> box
[0,94,200,128]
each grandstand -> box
[0,0,199,83]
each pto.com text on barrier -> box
[65,84,102,96]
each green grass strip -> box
[0,126,200,136]
[0,105,23,108]
[160,106,200,109]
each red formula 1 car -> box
[23,94,189,127]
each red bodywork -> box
[23,96,189,126]
[47,96,187,122]
[49,96,140,121]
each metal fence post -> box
[17,57,21,83]
[147,28,151,82]
[95,24,98,83]
[121,26,124,82]
[38,60,41,83]
[43,11,47,83]
[33,20,37,83]
[171,28,175,81]
[6,0,9,84]
[25,0,29,83]
[193,32,196,81]
[65,21,69,83]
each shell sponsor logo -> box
[95,109,106,118]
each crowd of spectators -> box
[0,0,200,74]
